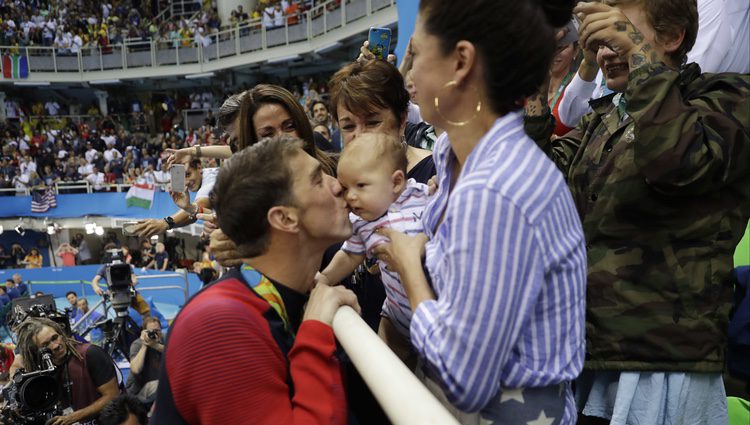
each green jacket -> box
[525,63,750,372]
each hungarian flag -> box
[31,188,58,213]
[2,55,29,79]
[126,183,155,209]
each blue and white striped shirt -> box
[411,113,587,416]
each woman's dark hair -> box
[238,84,336,175]
[328,60,410,126]
[418,0,574,114]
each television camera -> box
[0,348,64,425]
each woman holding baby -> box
[372,0,587,423]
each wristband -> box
[189,205,204,221]
[164,216,176,229]
[195,145,202,158]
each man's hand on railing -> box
[304,284,361,326]
[133,219,168,238]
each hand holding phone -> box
[367,27,392,60]
[122,221,140,236]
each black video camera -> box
[106,262,134,318]
[7,296,71,337]
[147,330,159,340]
[1,348,63,425]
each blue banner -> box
[0,191,180,219]
[395,1,419,67]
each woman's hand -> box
[575,2,657,69]
[164,148,192,170]
[209,229,243,267]
[356,40,396,65]
[370,228,428,276]
[169,190,192,211]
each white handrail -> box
[332,306,460,425]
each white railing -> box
[332,306,460,425]
[0,0,394,78]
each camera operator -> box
[89,264,150,319]
[11,317,119,425]
[132,159,217,238]
[125,317,162,404]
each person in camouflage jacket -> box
[525,1,750,379]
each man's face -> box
[67,293,77,307]
[34,326,67,365]
[186,165,202,191]
[145,321,162,341]
[312,103,329,125]
[77,299,88,313]
[12,274,21,284]
[288,151,352,246]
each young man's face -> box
[312,103,329,125]
[185,164,202,191]
[67,293,77,307]
[34,326,68,365]
[288,151,352,245]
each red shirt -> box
[153,271,347,425]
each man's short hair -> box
[212,136,304,258]
[604,0,698,65]
[142,316,161,329]
[66,291,77,297]
[99,394,148,425]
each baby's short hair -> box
[340,133,407,174]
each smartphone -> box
[122,221,140,236]
[558,18,579,46]
[170,164,186,193]
[368,27,392,60]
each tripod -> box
[76,294,140,361]
[100,315,141,361]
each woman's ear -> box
[453,40,477,87]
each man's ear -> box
[391,169,406,194]
[658,28,686,57]
[267,205,300,234]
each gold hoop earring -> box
[433,80,482,127]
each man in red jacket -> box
[152,136,360,425]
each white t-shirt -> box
[196,167,218,200]
[86,172,106,190]
[85,148,100,164]
[78,163,94,177]
[45,101,60,116]
[104,148,121,163]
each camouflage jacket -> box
[525,63,750,372]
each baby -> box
[318,133,429,342]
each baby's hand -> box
[427,175,438,195]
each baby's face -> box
[337,154,397,222]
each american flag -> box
[31,187,58,213]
